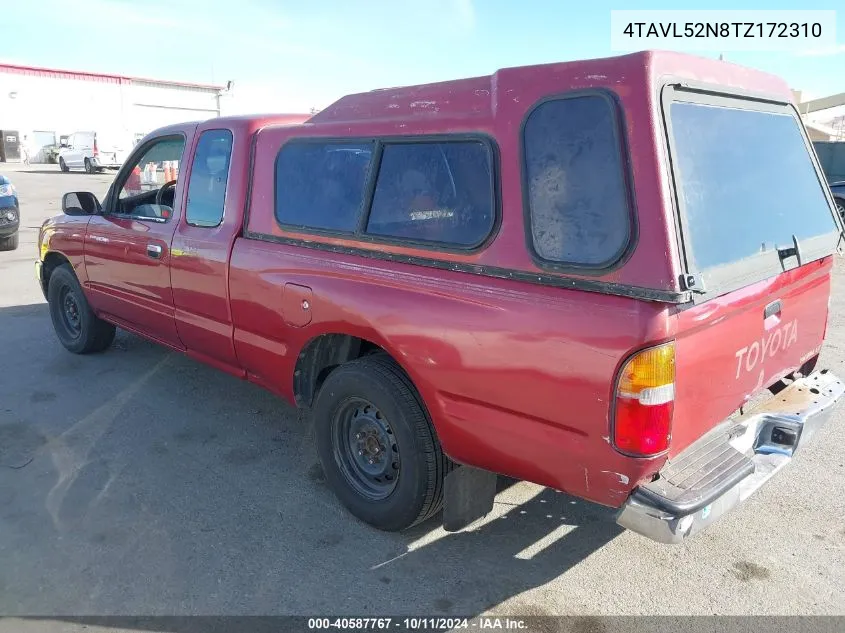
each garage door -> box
[32,130,56,163]
[131,104,219,138]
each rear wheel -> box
[313,354,449,531]
[47,264,115,354]
[59,157,69,172]
[84,158,95,174]
[0,232,18,251]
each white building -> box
[793,90,845,142]
[0,62,226,162]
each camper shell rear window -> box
[663,85,841,299]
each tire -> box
[47,264,115,354]
[59,157,69,172]
[84,158,95,174]
[0,232,18,251]
[313,354,449,531]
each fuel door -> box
[282,283,313,327]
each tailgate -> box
[672,259,831,454]
[663,85,841,456]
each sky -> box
[2,0,844,114]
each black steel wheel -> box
[47,264,115,354]
[58,284,83,340]
[313,354,450,531]
[332,398,400,500]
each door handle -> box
[146,244,163,259]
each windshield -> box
[670,100,838,281]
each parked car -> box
[813,140,845,184]
[58,130,132,174]
[44,143,61,164]
[830,181,845,220]
[36,50,845,544]
[0,173,19,250]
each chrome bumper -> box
[617,370,844,544]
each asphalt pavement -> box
[1,163,844,623]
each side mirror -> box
[60,142,68,148]
[62,192,101,216]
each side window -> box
[115,136,186,220]
[523,95,631,267]
[366,141,494,247]
[276,141,373,232]
[185,130,233,227]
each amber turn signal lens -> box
[617,343,675,395]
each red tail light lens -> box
[613,342,675,456]
[93,138,99,156]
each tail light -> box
[93,137,99,157]
[613,341,675,456]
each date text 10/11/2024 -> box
[307,618,528,630]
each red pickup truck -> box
[37,51,844,543]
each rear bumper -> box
[0,222,18,237]
[616,369,843,544]
[90,157,122,169]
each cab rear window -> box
[669,97,839,288]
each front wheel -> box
[313,354,449,531]
[47,264,115,354]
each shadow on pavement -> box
[3,168,64,175]
[5,168,110,177]
[1,302,622,624]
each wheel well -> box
[41,252,71,295]
[294,334,392,408]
